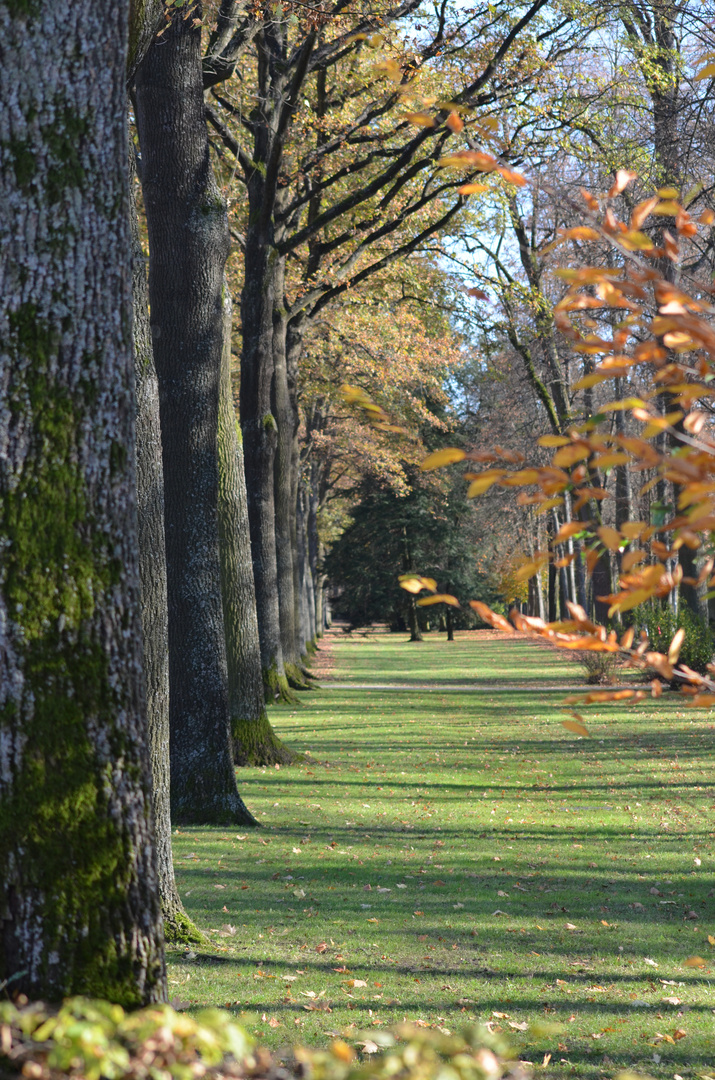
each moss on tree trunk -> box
[0,0,165,1005]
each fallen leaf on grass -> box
[303,1002,332,1012]
[345,979,368,988]
[708,935,715,945]
[367,917,379,923]
[333,966,350,973]
[497,890,509,897]
[413,911,424,917]
[673,1028,687,1040]
[565,923,577,930]
[684,956,706,968]
[357,1040,379,1054]
[509,1021,529,1032]
[643,958,658,967]
[316,942,328,953]
[492,909,509,916]
[293,888,306,898]
[268,1017,281,1029]
[542,1053,552,1068]
[662,996,681,1005]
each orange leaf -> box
[469,600,514,633]
[457,182,489,195]
[562,717,591,738]
[608,169,636,196]
[446,111,463,132]
[597,526,623,552]
[552,443,590,467]
[554,521,587,544]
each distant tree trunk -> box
[446,602,455,641]
[135,5,255,825]
[0,0,165,1004]
[130,152,203,943]
[241,237,295,702]
[218,285,297,763]
[273,264,307,685]
[407,597,424,642]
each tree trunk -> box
[0,0,165,1004]
[273,264,306,686]
[241,227,295,702]
[218,285,297,764]
[130,150,203,944]
[135,5,255,825]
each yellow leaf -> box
[694,61,715,81]
[514,558,547,582]
[537,434,570,447]
[592,451,630,468]
[552,444,590,467]
[707,935,715,946]
[416,593,460,607]
[683,956,707,968]
[562,717,591,738]
[466,469,505,496]
[403,112,435,127]
[398,574,437,594]
[574,372,611,390]
[598,526,623,552]
[420,447,466,471]
[367,917,379,923]
[668,627,685,664]
[620,230,654,250]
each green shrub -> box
[636,600,714,676]
[0,999,524,1080]
[573,649,619,684]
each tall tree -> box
[218,285,297,762]
[135,4,256,824]
[0,0,165,1003]
[208,0,555,676]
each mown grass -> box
[168,630,715,1080]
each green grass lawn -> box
[168,630,715,1079]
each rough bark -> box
[130,154,203,944]
[272,260,303,681]
[242,220,295,703]
[135,5,255,825]
[0,0,165,1004]
[218,285,297,763]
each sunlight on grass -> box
[168,631,715,1080]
